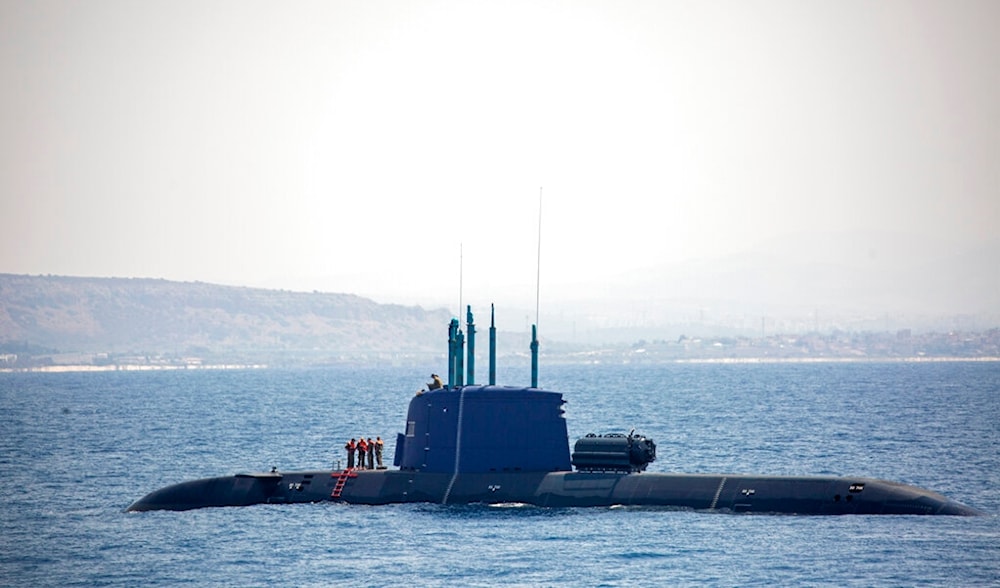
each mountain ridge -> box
[0,274,452,365]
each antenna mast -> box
[535,187,542,330]
[531,187,542,388]
[458,242,463,321]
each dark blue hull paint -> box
[127,469,984,515]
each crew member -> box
[427,373,443,390]
[357,437,368,469]
[345,438,356,469]
[366,437,375,469]
[375,436,384,468]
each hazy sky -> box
[2,1,997,314]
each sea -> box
[1,361,998,587]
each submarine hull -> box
[127,469,984,516]
[126,307,984,518]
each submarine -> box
[128,306,983,516]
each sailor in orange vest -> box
[345,438,356,469]
[357,437,368,469]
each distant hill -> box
[0,274,453,366]
[3,272,996,370]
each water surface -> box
[1,362,997,586]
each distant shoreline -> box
[0,364,267,374]
[3,356,999,374]
[665,356,1000,365]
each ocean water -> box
[1,361,998,586]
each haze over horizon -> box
[3,1,998,331]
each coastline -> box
[0,363,267,374]
[667,355,1000,365]
[3,356,999,374]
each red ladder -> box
[331,469,358,499]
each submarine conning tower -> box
[394,306,573,474]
